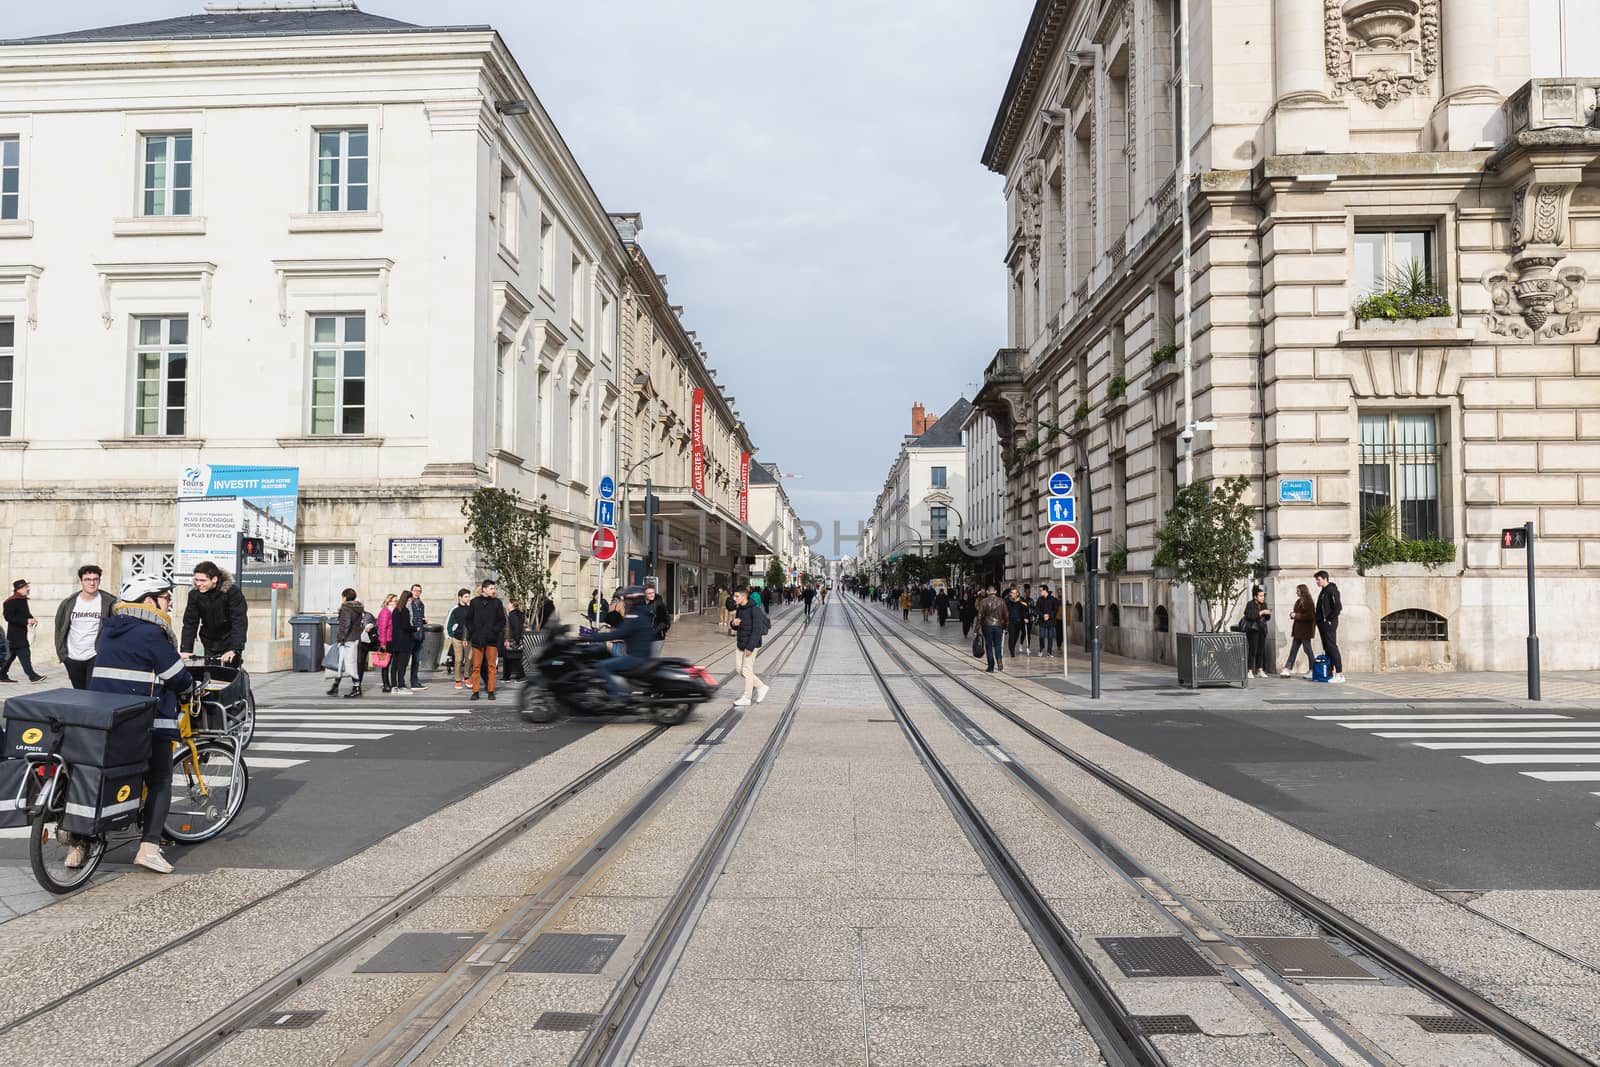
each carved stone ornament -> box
[1483,257,1586,339]
[1325,0,1439,109]
[1018,161,1044,273]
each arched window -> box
[1154,605,1169,632]
[1381,609,1447,641]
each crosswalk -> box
[242,702,475,770]
[1310,709,1600,794]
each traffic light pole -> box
[1525,520,1540,701]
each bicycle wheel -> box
[29,784,105,894]
[165,740,248,843]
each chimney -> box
[911,402,926,435]
[925,413,939,431]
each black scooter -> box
[518,622,718,726]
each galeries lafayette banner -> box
[739,451,750,523]
[691,388,706,496]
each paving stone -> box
[865,979,1100,1066]
[629,978,866,1067]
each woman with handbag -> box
[374,593,398,693]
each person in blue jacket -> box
[85,575,195,874]
[594,586,654,699]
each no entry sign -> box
[592,527,618,562]
[1045,523,1080,559]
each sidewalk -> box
[857,598,1600,710]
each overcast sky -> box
[13,0,1033,559]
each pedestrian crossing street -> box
[1310,709,1600,795]
[244,700,478,770]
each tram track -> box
[147,602,825,1066]
[845,596,1595,1067]
[0,608,809,1064]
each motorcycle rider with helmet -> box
[83,574,196,874]
[593,586,654,700]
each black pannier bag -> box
[193,667,248,734]
[61,762,146,835]
[0,759,31,830]
[3,690,155,767]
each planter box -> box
[1360,560,1463,578]
[1339,318,1475,346]
[1176,631,1248,689]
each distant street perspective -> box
[2,1,1600,1066]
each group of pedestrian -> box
[1241,571,1344,682]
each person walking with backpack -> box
[1280,584,1318,677]
[1314,570,1345,683]
[2,579,45,682]
[728,588,770,706]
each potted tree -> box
[1153,475,1255,688]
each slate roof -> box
[912,398,971,449]
[7,4,482,45]
[748,461,779,486]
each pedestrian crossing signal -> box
[1501,527,1528,549]
[240,535,265,561]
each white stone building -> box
[0,2,632,669]
[746,461,806,586]
[975,0,1600,671]
[864,399,970,583]
[963,402,1008,551]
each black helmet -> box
[621,585,647,603]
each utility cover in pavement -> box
[252,1011,325,1030]
[534,1011,600,1032]
[1132,1015,1203,1035]
[1096,936,1217,978]
[1239,937,1377,980]
[354,932,484,973]
[1409,1014,1485,1034]
[510,933,625,974]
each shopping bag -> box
[321,642,341,672]
[370,651,392,669]
[971,632,984,659]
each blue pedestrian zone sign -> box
[599,475,615,501]
[1047,496,1077,524]
[596,499,616,528]
[1048,471,1074,496]
[1279,478,1315,504]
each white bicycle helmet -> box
[120,574,174,604]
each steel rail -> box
[572,601,831,1066]
[863,603,1596,1067]
[841,600,1166,1067]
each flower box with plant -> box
[1072,400,1090,424]
[1154,475,1255,688]
[1105,542,1129,576]
[1354,504,1458,572]
[1107,376,1129,405]
[1352,261,1453,324]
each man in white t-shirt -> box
[53,564,118,689]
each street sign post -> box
[1045,524,1080,558]
[595,499,615,529]
[1047,496,1077,524]
[1048,471,1074,496]
[592,528,617,562]
[599,475,615,501]
[1503,523,1538,700]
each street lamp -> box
[619,449,664,589]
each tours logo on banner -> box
[175,464,299,588]
[691,388,706,495]
[739,451,750,523]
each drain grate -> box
[1132,1014,1202,1035]
[355,932,484,974]
[510,933,625,974]
[1239,937,1377,981]
[1096,936,1218,978]
[534,1011,600,1032]
[252,1010,324,1030]
[1409,1014,1486,1035]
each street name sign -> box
[1279,478,1315,503]
[1046,524,1081,559]
[1047,496,1077,524]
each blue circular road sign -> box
[1048,471,1074,496]
[599,476,616,501]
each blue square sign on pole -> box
[1047,496,1077,524]
[1048,471,1074,496]
[596,499,615,528]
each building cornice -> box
[982,0,1071,174]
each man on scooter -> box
[594,586,653,701]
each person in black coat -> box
[959,588,977,638]
[1242,586,1272,679]
[1314,570,1344,683]
[180,561,248,665]
[387,589,418,692]
[464,579,507,699]
[644,585,671,656]
[934,588,950,627]
[503,599,528,681]
[1,579,44,682]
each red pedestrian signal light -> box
[1502,527,1528,550]
[240,536,265,561]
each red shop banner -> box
[739,451,750,523]
[691,388,706,495]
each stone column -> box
[1271,0,1349,153]
[1432,0,1503,149]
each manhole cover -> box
[1239,937,1377,981]
[1132,1014,1202,1035]
[1409,1014,1486,1035]
[355,932,484,974]
[534,1011,599,1032]
[252,1011,324,1030]
[1096,936,1217,978]
[511,933,626,974]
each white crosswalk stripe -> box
[226,700,481,772]
[1313,709,1600,793]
